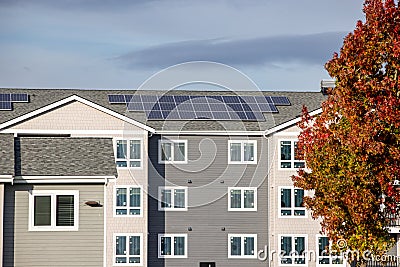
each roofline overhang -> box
[0,95,155,133]
[263,108,322,136]
[156,130,265,136]
[13,175,116,184]
[0,175,13,183]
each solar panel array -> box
[0,93,29,111]
[108,94,290,121]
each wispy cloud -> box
[116,32,345,69]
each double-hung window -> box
[317,236,345,266]
[159,140,187,163]
[29,190,79,231]
[158,187,187,211]
[115,139,142,168]
[228,187,257,211]
[158,234,187,258]
[228,140,257,164]
[114,233,143,266]
[279,187,306,217]
[228,234,257,258]
[279,140,305,169]
[280,235,307,265]
[115,186,142,217]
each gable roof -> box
[0,94,155,133]
[0,88,326,132]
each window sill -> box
[29,226,79,231]
[158,208,188,212]
[228,208,257,212]
[228,255,258,259]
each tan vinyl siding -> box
[10,101,138,131]
[269,126,322,267]
[105,133,149,267]
[4,184,104,267]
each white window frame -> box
[158,234,188,258]
[228,187,257,211]
[114,186,143,217]
[28,190,79,231]
[278,186,307,218]
[228,140,257,164]
[113,233,143,266]
[316,235,346,266]
[158,186,188,211]
[228,234,258,259]
[278,140,305,170]
[158,140,188,164]
[278,234,308,266]
[114,138,143,169]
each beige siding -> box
[106,133,149,267]
[10,101,141,131]
[4,184,104,267]
[269,126,322,267]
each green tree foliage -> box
[292,0,400,265]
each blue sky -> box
[0,0,365,91]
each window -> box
[29,190,79,231]
[279,187,306,217]
[158,187,188,211]
[158,234,187,258]
[317,236,345,266]
[114,234,143,266]
[228,140,257,164]
[279,235,307,265]
[228,187,257,211]
[115,186,142,217]
[159,140,187,163]
[279,140,305,169]
[228,234,257,258]
[115,139,142,168]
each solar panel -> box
[108,95,125,103]
[0,101,12,111]
[0,94,11,102]
[271,96,291,105]
[108,94,289,121]
[11,93,29,102]
[0,93,30,111]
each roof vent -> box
[320,80,335,95]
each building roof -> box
[0,88,326,132]
[0,134,15,176]
[14,137,117,177]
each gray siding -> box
[3,184,104,267]
[148,135,269,267]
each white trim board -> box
[0,129,148,136]
[264,108,322,136]
[0,95,155,133]
[157,131,265,136]
[14,176,116,184]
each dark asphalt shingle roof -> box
[0,134,14,176]
[15,137,117,176]
[0,88,326,131]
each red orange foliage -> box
[293,0,400,264]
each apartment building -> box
[0,88,396,267]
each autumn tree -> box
[292,0,400,266]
